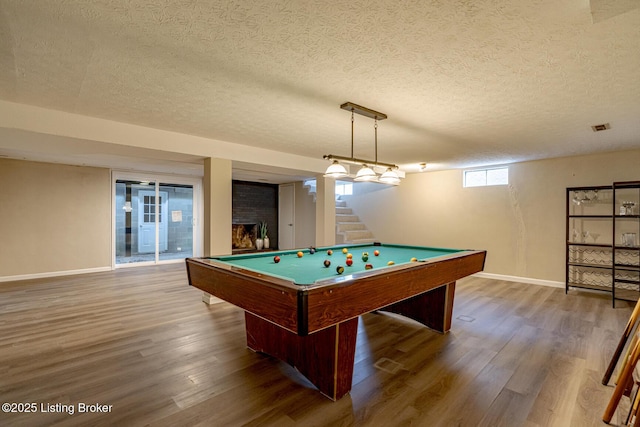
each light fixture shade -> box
[324,160,349,178]
[354,165,377,181]
[379,168,401,184]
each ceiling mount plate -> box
[340,102,387,120]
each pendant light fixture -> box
[379,168,401,184]
[323,160,348,178]
[354,165,377,181]
[323,102,401,185]
[354,117,380,182]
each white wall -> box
[344,149,640,283]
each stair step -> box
[337,222,367,232]
[349,237,376,244]
[336,214,360,222]
[335,200,347,207]
[343,230,375,240]
[336,207,353,215]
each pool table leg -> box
[380,281,456,333]
[244,312,359,400]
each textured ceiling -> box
[0,0,639,176]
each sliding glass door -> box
[113,173,201,266]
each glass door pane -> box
[159,183,194,261]
[115,180,157,265]
[115,176,198,266]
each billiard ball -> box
[309,247,316,254]
[362,254,369,262]
[324,259,331,267]
[387,261,395,265]
[327,249,333,256]
[273,256,280,263]
[297,251,304,258]
[410,257,418,262]
[365,263,373,270]
[346,253,353,259]
[336,265,345,274]
[342,248,348,254]
[346,258,353,266]
[374,250,380,256]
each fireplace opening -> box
[232,223,257,252]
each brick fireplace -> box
[232,181,278,253]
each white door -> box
[278,184,295,250]
[138,190,168,253]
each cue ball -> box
[336,265,344,274]
[410,257,418,262]
[387,261,395,265]
[297,251,303,258]
[324,259,331,267]
[342,248,348,254]
[346,258,353,266]
[274,256,280,263]
[327,249,333,256]
[374,250,380,256]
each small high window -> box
[335,181,353,196]
[463,167,509,187]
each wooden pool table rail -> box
[185,248,486,400]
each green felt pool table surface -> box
[211,243,464,285]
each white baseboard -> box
[0,266,565,290]
[0,266,113,283]
[472,272,564,289]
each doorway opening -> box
[113,173,201,266]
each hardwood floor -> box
[0,264,635,426]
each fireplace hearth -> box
[232,223,257,253]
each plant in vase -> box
[259,221,270,249]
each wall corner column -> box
[315,175,336,246]
[203,158,232,256]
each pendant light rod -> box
[350,110,354,159]
[374,118,378,165]
[323,154,398,170]
[324,101,399,184]
[340,102,387,121]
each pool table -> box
[186,243,486,400]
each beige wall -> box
[0,158,317,280]
[3,148,639,283]
[344,149,640,284]
[203,158,232,256]
[0,159,111,277]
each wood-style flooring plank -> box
[0,265,635,426]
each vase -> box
[263,237,270,249]
[255,238,264,250]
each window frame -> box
[463,166,509,188]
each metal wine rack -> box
[566,182,640,306]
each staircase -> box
[335,198,375,244]
[302,180,375,244]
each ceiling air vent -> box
[591,123,611,132]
